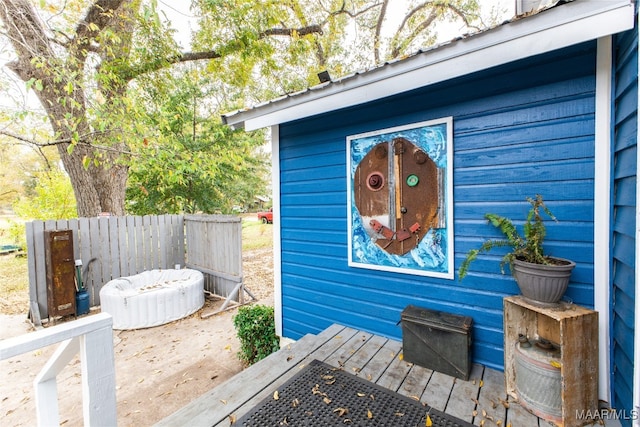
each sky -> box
[157,0,517,51]
[0,1,517,119]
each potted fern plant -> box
[459,195,575,306]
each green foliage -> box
[233,304,280,365]
[9,167,77,249]
[125,72,269,215]
[458,195,557,279]
[13,168,77,221]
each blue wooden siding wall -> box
[278,42,597,370]
[612,25,637,424]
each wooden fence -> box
[26,214,242,322]
[184,214,243,304]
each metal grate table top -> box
[235,359,473,426]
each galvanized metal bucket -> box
[514,336,562,423]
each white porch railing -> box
[0,313,117,426]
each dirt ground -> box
[0,246,274,427]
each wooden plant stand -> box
[503,296,599,427]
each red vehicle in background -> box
[257,208,273,224]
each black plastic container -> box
[400,305,473,380]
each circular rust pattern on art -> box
[366,171,385,191]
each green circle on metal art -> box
[406,174,419,187]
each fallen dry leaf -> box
[273,390,279,400]
[229,414,236,425]
[367,409,373,419]
[333,407,348,417]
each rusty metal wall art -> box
[347,117,453,278]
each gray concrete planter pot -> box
[512,258,575,306]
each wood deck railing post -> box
[0,313,116,426]
[34,337,80,425]
[80,322,117,426]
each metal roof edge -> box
[223,0,634,131]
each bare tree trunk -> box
[1,0,129,217]
[0,0,327,217]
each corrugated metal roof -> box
[222,0,634,130]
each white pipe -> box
[595,35,612,403]
[271,125,283,338]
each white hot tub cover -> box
[100,268,204,330]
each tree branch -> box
[374,0,389,63]
[261,24,322,37]
[0,129,135,155]
[74,0,125,42]
[120,24,324,81]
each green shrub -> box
[233,304,280,365]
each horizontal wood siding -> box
[612,27,637,424]
[278,42,597,370]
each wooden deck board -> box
[157,324,611,427]
[375,347,413,392]
[398,364,432,401]
[423,370,456,412]
[224,324,354,423]
[342,334,388,376]
[506,395,544,426]
[356,339,402,383]
[324,330,372,367]
[445,363,484,423]
[474,365,508,426]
